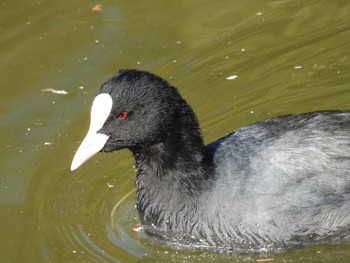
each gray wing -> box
[208,111,350,244]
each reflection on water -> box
[1,0,350,262]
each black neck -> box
[131,137,213,230]
[130,106,214,228]
[131,129,212,193]
[130,99,213,194]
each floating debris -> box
[107,183,115,188]
[130,223,143,232]
[92,4,102,12]
[256,258,273,262]
[226,75,238,80]
[41,88,68,95]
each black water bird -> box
[71,69,350,252]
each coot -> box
[71,69,350,252]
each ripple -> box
[5,1,350,262]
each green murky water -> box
[1,1,350,262]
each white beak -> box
[71,93,113,171]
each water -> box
[1,0,350,262]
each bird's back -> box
[203,110,350,249]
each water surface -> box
[1,1,350,262]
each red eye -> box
[117,111,128,120]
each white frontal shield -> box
[71,93,113,171]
